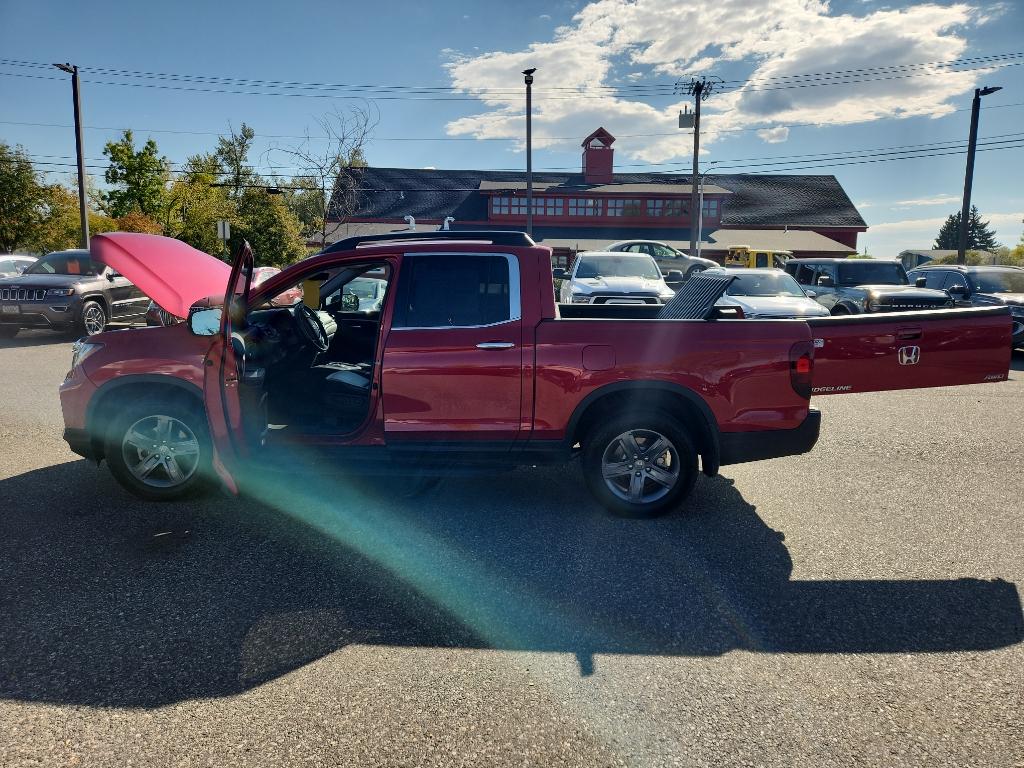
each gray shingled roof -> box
[336,167,866,228]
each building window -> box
[532,197,563,216]
[492,196,510,215]
[607,199,643,217]
[646,199,686,217]
[702,198,720,218]
[568,198,601,216]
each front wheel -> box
[80,300,108,336]
[105,397,211,501]
[582,412,698,518]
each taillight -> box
[789,341,814,399]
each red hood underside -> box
[90,233,231,318]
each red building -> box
[328,128,866,265]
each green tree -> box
[933,205,1000,251]
[29,184,116,253]
[230,188,305,267]
[102,130,169,218]
[0,142,48,252]
[215,123,256,199]
[164,153,234,255]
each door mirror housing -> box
[666,270,684,283]
[340,292,360,312]
[552,268,567,280]
[914,276,927,288]
[816,274,834,288]
[188,306,223,336]
[804,290,817,299]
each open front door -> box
[202,242,255,492]
[806,307,1011,396]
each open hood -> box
[90,233,231,318]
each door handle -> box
[897,328,922,340]
[476,342,516,350]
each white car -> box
[0,255,36,278]
[556,251,678,305]
[710,268,830,319]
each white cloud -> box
[756,126,790,143]
[539,13,552,20]
[444,0,989,163]
[893,193,962,208]
[862,210,1024,254]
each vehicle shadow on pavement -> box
[0,459,1021,708]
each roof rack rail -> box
[321,230,537,254]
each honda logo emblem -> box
[898,346,921,365]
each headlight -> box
[46,288,74,297]
[70,341,102,369]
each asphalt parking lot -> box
[1,329,1022,768]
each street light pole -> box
[696,161,718,260]
[523,68,536,238]
[688,80,703,256]
[53,63,89,249]
[957,85,1002,264]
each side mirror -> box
[915,277,927,288]
[816,274,834,288]
[106,271,116,281]
[948,284,968,297]
[340,292,360,312]
[804,290,817,299]
[188,307,222,336]
[666,270,684,283]
[552,268,567,280]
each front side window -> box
[26,253,102,276]
[794,264,816,285]
[943,273,969,291]
[393,254,513,328]
[652,244,679,259]
[971,270,1024,293]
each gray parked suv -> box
[0,249,148,338]
[785,258,953,315]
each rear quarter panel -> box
[532,318,812,440]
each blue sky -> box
[1,0,1021,255]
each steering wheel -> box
[296,304,329,352]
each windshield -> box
[837,262,907,286]
[971,271,1024,293]
[726,273,805,298]
[25,253,102,276]
[576,255,662,280]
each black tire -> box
[79,299,108,336]
[104,396,212,501]
[684,265,707,280]
[830,305,851,316]
[0,325,18,339]
[581,411,698,518]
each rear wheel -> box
[582,412,697,518]
[80,300,108,336]
[105,397,211,501]
[684,265,707,280]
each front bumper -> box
[718,409,821,466]
[0,299,78,328]
[63,427,99,461]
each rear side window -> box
[393,254,515,328]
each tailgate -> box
[806,307,1011,395]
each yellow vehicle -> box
[725,245,792,269]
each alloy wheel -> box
[83,304,106,335]
[600,428,680,504]
[121,414,201,488]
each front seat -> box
[316,361,372,415]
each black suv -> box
[785,258,953,315]
[0,249,148,339]
[907,264,1024,348]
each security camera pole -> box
[957,85,1003,264]
[53,63,89,248]
[523,68,536,237]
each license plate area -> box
[2,305,19,314]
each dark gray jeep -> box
[0,249,148,338]
[785,258,953,315]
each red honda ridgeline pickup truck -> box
[59,231,1012,517]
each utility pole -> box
[957,85,1002,264]
[523,68,536,237]
[677,77,719,255]
[53,63,89,249]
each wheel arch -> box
[85,375,205,460]
[567,380,721,476]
